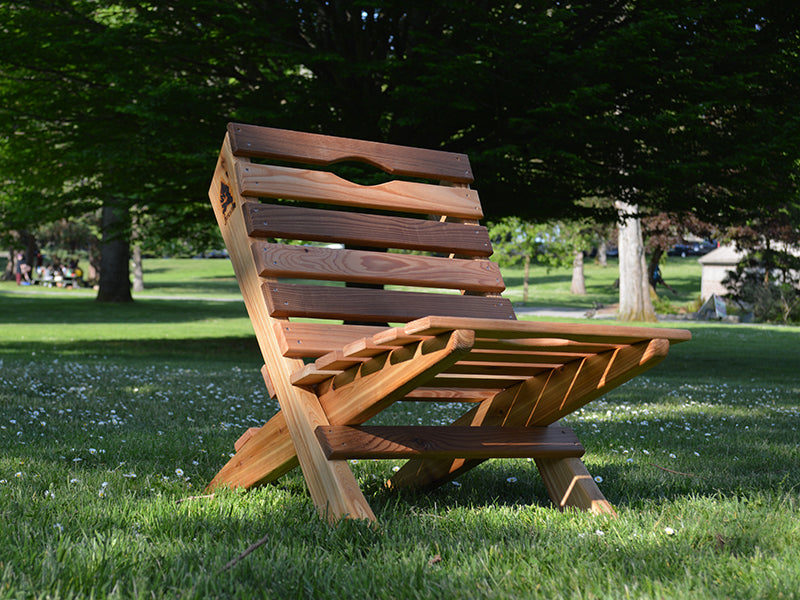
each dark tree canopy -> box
[1,1,799,276]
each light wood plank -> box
[237,162,482,219]
[228,122,474,183]
[275,322,389,358]
[252,243,505,292]
[318,330,476,425]
[404,316,693,345]
[244,202,492,256]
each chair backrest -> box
[221,123,516,362]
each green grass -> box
[1,259,798,599]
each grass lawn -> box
[0,259,798,599]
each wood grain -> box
[244,202,493,256]
[252,243,505,292]
[263,282,515,322]
[228,122,474,183]
[237,162,482,219]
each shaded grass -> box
[1,264,799,599]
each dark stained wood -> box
[236,162,482,219]
[262,282,515,322]
[228,122,474,183]
[244,202,493,256]
[252,243,505,292]
[315,425,585,459]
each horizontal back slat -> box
[263,282,515,322]
[251,242,505,292]
[275,322,388,358]
[236,162,483,219]
[228,123,474,183]
[244,202,492,257]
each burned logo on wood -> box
[219,181,236,222]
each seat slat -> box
[237,162,482,219]
[405,316,693,345]
[244,202,493,256]
[263,282,515,322]
[274,322,389,358]
[252,243,505,292]
[315,425,585,460]
[228,123,474,183]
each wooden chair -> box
[206,123,691,522]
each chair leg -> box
[388,340,667,494]
[207,410,298,491]
[535,457,616,516]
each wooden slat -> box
[403,388,496,402]
[244,202,493,256]
[404,316,693,345]
[315,425,585,460]
[274,322,389,358]
[426,374,532,389]
[472,338,623,354]
[252,243,505,292]
[445,361,567,377]
[263,282,515,322]
[236,162,482,219]
[228,122,474,183]
[318,330,476,425]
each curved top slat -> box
[227,123,474,183]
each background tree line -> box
[1,1,798,318]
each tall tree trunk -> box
[570,250,586,295]
[615,200,656,322]
[131,213,144,293]
[595,238,608,268]
[132,244,144,293]
[2,248,14,281]
[96,199,132,303]
[523,254,530,302]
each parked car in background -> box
[668,240,717,257]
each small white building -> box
[697,245,745,300]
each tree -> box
[2,1,798,311]
[489,216,594,301]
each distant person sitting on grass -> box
[14,251,31,285]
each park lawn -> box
[0,262,798,599]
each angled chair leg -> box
[535,457,616,515]
[388,339,669,513]
[207,410,298,491]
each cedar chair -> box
[206,123,691,522]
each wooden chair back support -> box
[206,123,691,523]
